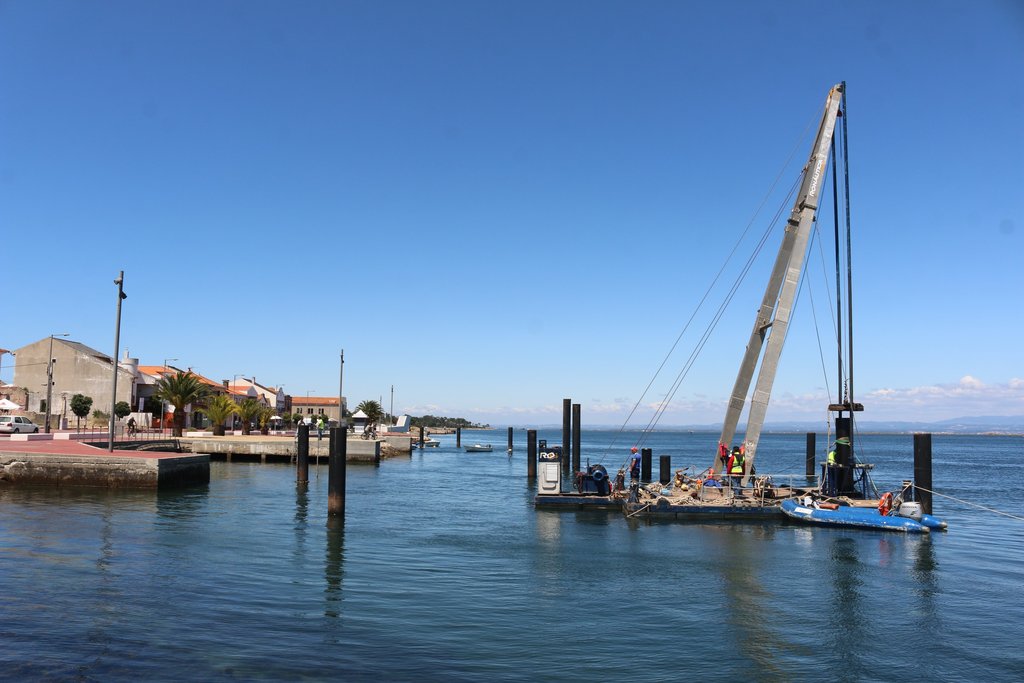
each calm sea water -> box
[1,431,1022,681]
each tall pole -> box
[338,349,345,428]
[572,403,581,473]
[44,334,55,433]
[841,83,854,420]
[44,333,69,433]
[527,429,537,480]
[163,358,177,434]
[108,271,126,452]
[562,398,571,475]
[328,426,346,520]
[296,423,310,484]
[913,433,933,515]
[390,384,394,428]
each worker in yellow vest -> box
[727,445,745,488]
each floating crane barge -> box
[534,83,947,533]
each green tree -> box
[236,399,263,436]
[114,401,132,419]
[146,399,162,421]
[70,394,93,430]
[201,394,238,436]
[258,406,275,435]
[356,400,382,425]
[153,371,210,437]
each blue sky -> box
[2,1,1022,426]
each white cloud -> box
[958,375,984,389]
[864,377,1024,420]
[412,377,1024,426]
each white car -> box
[0,416,39,433]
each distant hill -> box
[756,416,1024,434]
[508,416,1024,435]
[690,416,1024,434]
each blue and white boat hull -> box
[781,498,940,533]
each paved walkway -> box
[0,435,181,459]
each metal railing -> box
[61,425,179,444]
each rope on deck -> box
[624,503,651,519]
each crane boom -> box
[715,83,844,484]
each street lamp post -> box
[44,333,70,433]
[338,349,344,429]
[108,271,126,452]
[162,359,177,434]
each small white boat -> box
[464,444,493,452]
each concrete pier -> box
[0,439,208,488]
[179,435,383,464]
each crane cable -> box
[605,105,825,467]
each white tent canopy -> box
[0,398,21,410]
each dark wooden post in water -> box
[913,433,933,514]
[835,416,855,494]
[456,427,461,448]
[419,426,425,450]
[527,429,537,480]
[659,455,671,485]
[507,426,514,453]
[641,448,652,483]
[805,432,816,478]
[297,424,310,484]
[571,403,581,473]
[328,427,346,519]
[562,398,571,475]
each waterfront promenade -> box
[0,436,208,488]
[0,427,408,487]
[178,432,395,464]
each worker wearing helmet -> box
[629,447,641,481]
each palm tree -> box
[153,371,210,437]
[201,394,238,436]
[236,399,263,436]
[356,400,382,426]
[258,406,276,435]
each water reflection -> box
[827,537,867,679]
[155,482,210,519]
[911,538,940,632]
[294,482,309,566]
[714,524,795,681]
[87,504,117,669]
[535,510,563,545]
[324,518,345,619]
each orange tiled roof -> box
[191,373,224,389]
[292,396,339,406]
[137,365,174,377]
[138,366,225,391]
